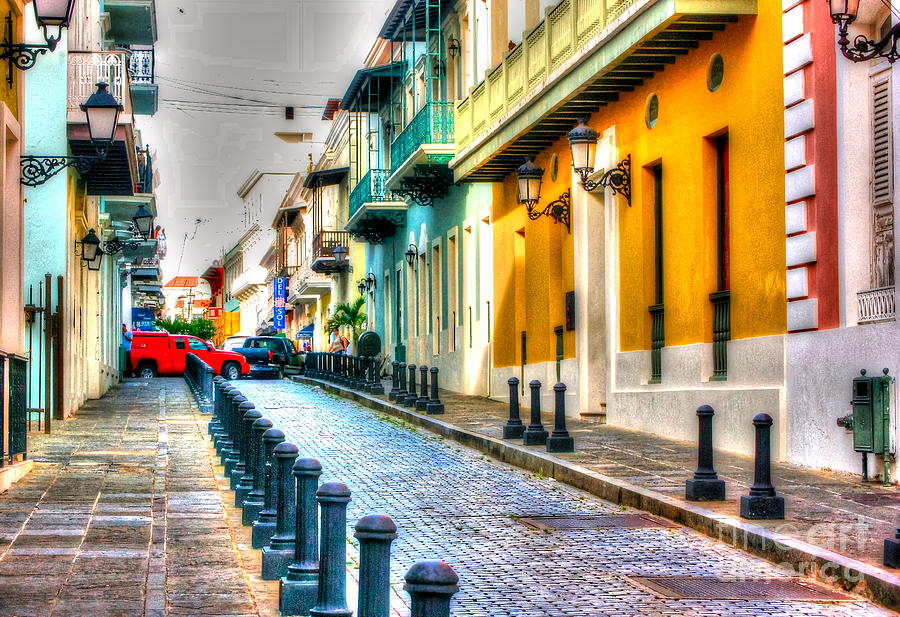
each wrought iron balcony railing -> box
[349,168,391,217]
[128,48,154,84]
[136,146,153,193]
[858,286,896,324]
[455,0,638,151]
[390,102,454,174]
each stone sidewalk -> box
[0,378,263,617]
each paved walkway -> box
[370,379,897,568]
[0,378,263,617]
[239,379,889,617]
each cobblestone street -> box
[0,377,893,616]
[237,379,891,617]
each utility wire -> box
[157,74,333,99]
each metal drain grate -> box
[518,514,678,530]
[629,577,855,602]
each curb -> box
[292,374,900,610]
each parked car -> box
[221,335,248,352]
[130,332,251,380]
[233,336,304,378]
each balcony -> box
[858,286,896,324]
[128,48,157,116]
[390,102,455,176]
[311,231,352,274]
[67,51,137,196]
[451,0,756,181]
[105,0,158,45]
[386,102,455,206]
[288,264,332,302]
[346,169,408,245]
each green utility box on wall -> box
[849,369,893,483]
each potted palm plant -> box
[326,296,366,352]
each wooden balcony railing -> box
[313,230,351,260]
[455,0,638,151]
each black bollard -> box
[223,394,247,474]
[884,529,900,568]
[522,380,548,446]
[234,404,262,497]
[251,427,286,539]
[213,383,234,451]
[354,515,397,617]
[416,365,430,411]
[279,458,323,616]
[405,364,418,406]
[546,383,574,453]
[209,376,224,435]
[215,386,236,458]
[369,356,385,395]
[241,417,273,517]
[426,367,445,414]
[389,361,400,401]
[262,441,300,580]
[404,560,459,617]
[309,482,353,617]
[397,362,408,402]
[685,405,726,501]
[739,413,784,519]
[503,377,525,439]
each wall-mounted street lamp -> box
[405,243,418,268]
[21,82,124,186]
[828,0,900,63]
[567,119,631,205]
[0,0,75,86]
[132,204,154,238]
[447,37,460,58]
[515,158,571,232]
[357,271,377,297]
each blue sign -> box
[273,277,287,329]
[132,307,155,331]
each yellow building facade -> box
[453,0,788,457]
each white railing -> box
[67,51,132,117]
[858,286,896,323]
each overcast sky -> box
[140,0,393,282]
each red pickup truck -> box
[130,332,251,380]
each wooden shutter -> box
[872,75,893,206]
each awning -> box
[341,63,405,112]
[297,323,315,338]
[304,166,349,189]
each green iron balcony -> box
[346,168,408,245]
[390,102,455,176]
[350,168,392,218]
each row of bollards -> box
[208,375,461,616]
[502,377,574,453]
[685,405,784,519]
[304,352,386,396]
[184,352,214,413]
[384,360,445,414]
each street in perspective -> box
[0,0,898,615]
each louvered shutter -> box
[872,75,893,206]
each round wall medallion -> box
[708,53,724,92]
[645,93,659,129]
[549,153,559,181]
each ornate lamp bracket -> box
[579,154,631,205]
[833,16,900,63]
[0,13,54,87]
[101,237,144,255]
[21,154,99,186]
[525,189,571,233]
